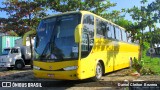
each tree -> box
[144,28,160,46]
[37,0,120,21]
[127,0,160,43]
[126,0,149,58]
[114,17,141,42]
[115,18,132,29]
[0,0,121,36]
[127,0,160,58]
[0,0,47,36]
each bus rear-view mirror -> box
[74,24,82,43]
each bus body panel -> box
[33,11,140,80]
[33,60,79,80]
[78,38,139,80]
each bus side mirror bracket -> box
[74,24,82,43]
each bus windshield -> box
[35,14,81,61]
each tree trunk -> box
[29,36,33,67]
[140,29,144,59]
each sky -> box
[0,0,142,19]
[0,0,159,30]
[110,0,160,31]
[110,0,155,21]
[0,0,7,18]
[0,0,155,19]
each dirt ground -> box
[0,67,160,90]
[1,67,160,81]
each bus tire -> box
[91,62,103,81]
[15,61,24,70]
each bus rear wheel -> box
[92,62,102,81]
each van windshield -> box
[2,49,10,55]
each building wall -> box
[0,36,21,55]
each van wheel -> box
[91,62,102,81]
[7,67,14,70]
[15,61,24,70]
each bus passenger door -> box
[79,14,95,79]
[105,40,114,73]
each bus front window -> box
[35,14,81,61]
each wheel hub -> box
[96,64,102,79]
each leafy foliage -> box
[141,67,155,75]
[0,0,47,36]
[132,58,144,73]
[127,0,160,44]
[115,18,141,42]
[144,28,160,46]
[0,0,120,36]
[141,56,160,75]
[0,0,159,44]
[41,0,121,21]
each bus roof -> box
[80,11,126,30]
[43,11,81,19]
[44,11,125,30]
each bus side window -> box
[101,21,107,38]
[107,24,111,38]
[121,30,127,42]
[104,22,109,38]
[119,28,122,41]
[111,25,115,39]
[108,24,112,38]
[115,27,122,41]
[96,18,108,38]
[81,14,94,58]
[108,24,115,39]
[96,19,102,38]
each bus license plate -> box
[47,74,54,78]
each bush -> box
[132,58,144,73]
[132,57,157,75]
[140,68,155,75]
[143,42,150,50]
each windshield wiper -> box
[40,41,51,59]
[40,17,58,59]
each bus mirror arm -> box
[74,24,83,43]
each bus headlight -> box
[63,66,78,71]
[33,66,40,70]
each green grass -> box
[141,56,160,75]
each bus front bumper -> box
[33,69,79,80]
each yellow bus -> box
[33,11,140,81]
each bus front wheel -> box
[92,62,102,81]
